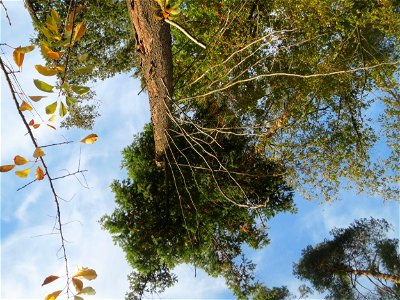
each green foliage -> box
[101,119,294,299]
[294,218,400,299]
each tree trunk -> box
[126,0,173,167]
[340,267,400,284]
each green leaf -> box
[34,79,54,93]
[59,101,68,117]
[75,66,94,75]
[78,287,96,296]
[77,53,89,62]
[60,82,71,91]
[66,97,77,107]
[71,85,90,95]
[46,101,58,114]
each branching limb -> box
[165,19,206,49]
[1,55,71,294]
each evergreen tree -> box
[294,218,400,299]
[101,114,294,299]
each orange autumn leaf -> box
[29,96,47,102]
[72,277,83,293]
[36,166,45,180]
[29,119,35,126]
[0,165,15,172]
[73,22,86,42]
[33,147,45,158]
[47,124,56,130]
[14,155,30,165]
[41,275,59,286]
[41,43,63,60]
[19,101,33,111]
[13,49,24,70]
[33,124,41,129]
[12,45,34,70]
[15,168,31,178]
[80,134,98,144]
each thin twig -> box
[40,141,75,148]
[52,169,88,181]
[0,0,11,26]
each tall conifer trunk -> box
[339,267,400,284]
[126,0,173,167]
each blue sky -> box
[1,2,399,299]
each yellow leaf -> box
[33,147,45,158]
[14,155,30,165]
[13,48,24,69]
[51,8,60,25]
[15,168,31,178]
[48,115,57,122]
[55,65,65,72]
[46,14,58,32]
[73,267,97,280]
[41,43,63,60]
[72,277,83,293]
[35,65,58,76]
[29,96,47,102]
[73,22,86,42]
[80,134,98,144]
[44,290,62,300]
[19,101,33,111]
[0,165,15,172]
[36,166,45,180]
[41,275,59,286]
[74,296,84,300]
[17,45,35,53]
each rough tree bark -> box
[126,0,173,167]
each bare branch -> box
[165,19,206,49]
[180,63,398,102]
